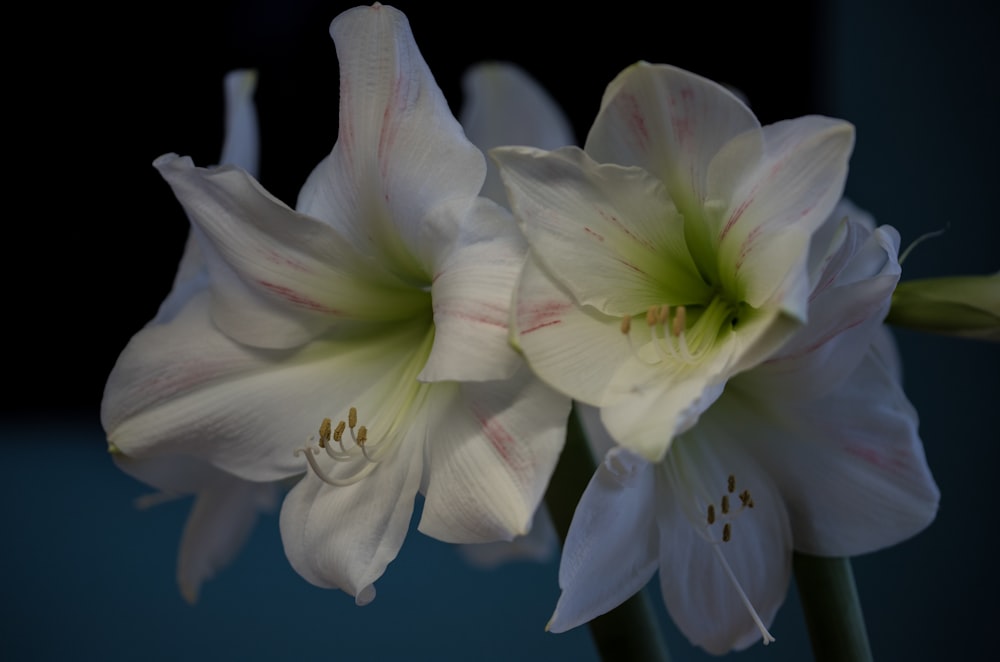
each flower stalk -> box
[544,407,671,662]
[793,553,873,662]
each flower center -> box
[621,295,739,366]
[293,324,435,486]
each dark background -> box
[4,0,998,659]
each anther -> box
[657,304,670,325]
[707,504,716,525]
[357,425,374,462]
[646,306,658,326]
[728,474,735,493]
[620,315,631,334]
[723,523,731,543]
[318,418,332,448]
[348,407,357,430]
[740,489,754,508]
[672,305,687,337]
[333,420,346,443]
[721,494,730,515]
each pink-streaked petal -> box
[730,343,939,556]
[279,417,426,605]
[155,155,427,348]
[713,116,854,317]
[513,256,638,406]
[547,446,660,633]
[494,145,710,315]
[657,433,792,654]
[586,62,762,218]
[418,367,569,541]
[296,4,484,278]
[102,292,435,481]
[419,200,525,383]
[460,62,574,206]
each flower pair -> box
[104,2,940,654]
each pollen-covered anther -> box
[318,418,332,448]
[620,314,632,334]
[671,305,687,338]
[728,474,736,493]
[348,406,358,430]
[721,494,730,515]
[707,504,716,525]
[722,522,731,543]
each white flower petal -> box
[460,62,574,206]
[418,366,568,542]
[419,199,525,383]
[513,256,636,406]
[220,69,260,175]
[586,62,762,217]
[744,221,901,400]
[296,4,485,280]
[114,454,278,604]
[657,434,791,654]
[176,472,278,604]
[547,446,660,633]
[154,70,260,326]
[730,338,939,556]
[103,292,435,481]
[154,154,426,348]
[714,116,854,316]
[279,419,425,604]
[494,145,710,315]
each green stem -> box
[793,553,873,662]
[544,405,671,662]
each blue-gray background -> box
[5,0,997,659]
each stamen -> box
[721,494,730,515]
[348,407,357,430]
[318,418,332,449]
[646,305,658,327]
[707,504,716,525]
[722,522,731,543]
[333,420,346,442]
[620,314,632,334]
[671,305,687,338]
[357,425,374,463]
[728,474,736,493]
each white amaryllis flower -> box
[548,202,939,653]
[493,62,855,462]
[102,4,568,605]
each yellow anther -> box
[318,418,332,448]
[723,523,731,543]
[728,474,736,493]
[333,420,346,442]
[672,305,687,337]
[646,306,658,326]
[357,426,368,445]
[348,407,358,429]
[707,504,716,525]
[721,494,730,515]
[620,315,632,334]
[658,304,670,325]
